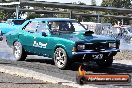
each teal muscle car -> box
[5,18,120,69]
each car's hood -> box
[57,32,117,43]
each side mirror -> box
[42,32,47,37]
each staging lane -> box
[0,38,132,87]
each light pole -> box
[16,3,19,19]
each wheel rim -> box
[14,44,21,59]
[54,48,67,68]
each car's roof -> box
[30,18,76,21]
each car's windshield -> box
[48,20,86,33]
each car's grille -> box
[85,42,109,51]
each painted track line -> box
[0,64,97,88]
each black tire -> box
[54,47,70,69]
[13,41,27,61]
[96,57,113,68]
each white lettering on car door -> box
[33,41,47,48]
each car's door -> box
[33,21,54,57]
[19,21,38,53]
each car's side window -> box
[36,22,50,34]
[24,21,38,33]
[47,21,75,32]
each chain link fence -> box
[81,22,132,44]
[101,26,132,44]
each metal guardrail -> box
[20,1,132,14]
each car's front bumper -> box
[71,48,120,61]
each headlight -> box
[109,43,116,48]
[77,45,85,50]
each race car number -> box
[92,54,103,59]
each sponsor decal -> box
[76,65,131,85]
[33,41,47,48]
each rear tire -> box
[96,57,113,68]
[54,47,70,69]
[13,41,27,61]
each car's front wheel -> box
[54,47,69,69]
[96,57,113,68]
[13,41,27,61]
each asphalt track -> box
[0,38,132,88]
[0,71,74,88]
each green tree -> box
[102,0,132,8]
[72,1,97,22]
[0,10,16,20]
[101,0,132,24]
[0,10,6,20]
[26,12,41,19]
